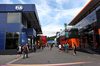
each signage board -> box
[15,5,23,11]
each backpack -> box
[23,46,27,52]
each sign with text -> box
[65,32,69,38]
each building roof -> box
[22,11,42,34]
[68,0,100,25]
[0,4,42,34]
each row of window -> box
[74,6,100,30]
[6,32,19,37]
[0,12,35,29]
[0,32,20,38]
[74,1,100,26]
[0,13,21,23]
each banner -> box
[65,32,69,38]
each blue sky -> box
[0,0,90,36]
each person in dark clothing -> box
[42,44,44,50]
[63,43,65,52]
[50,43,53,50]
[33,44,36,52]
[39,45,41,49]
[51,44,53,48]
[73,42,76,55]
[23,44,29,59]
[16,44,22,59]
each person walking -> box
[50,43,53,50]
[63,43,65,52]
[33,44,36,52]
[23,44,29,59]
[65,43,69,53]
[49,44,51,50]
[58,44,62,53]
[51,43,53,48]
[73,42,76,55]
[16,44,22,59]
[42,44,44,50]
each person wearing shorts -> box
[16,44,22,59]
[59,44,62,52]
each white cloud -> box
[30,0,90,37]
[1,0,13,4]
[18,0,26,4]
[0,0,90,37]
[40,7,84,37]
[42,23,63,37]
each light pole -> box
[60,29,62,44]
[64,23,67,41]
[56,32,60,44]
[93,19,97,49]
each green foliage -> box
[39,39,43,46]
[47,36,56,41]
[64,23,67,27]
[16,40,18,46]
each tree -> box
[47,36,56,41]
[39,39,43,46]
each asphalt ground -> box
[0,47,100,66]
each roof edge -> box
[68,0,92,25]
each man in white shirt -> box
[59,44,62,52]
[16,44,22,59]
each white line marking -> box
[6,56,22,65]
[8,61,92,66]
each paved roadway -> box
[0,47,100,66]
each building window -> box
[6,32,19,49]
[6,32,19,38]
[7,13,21,23]
[6,32,13,37]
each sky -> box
[0,0,90,37]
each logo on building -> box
[22,39,25,42]
[15,5,23,10]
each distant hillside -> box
[47,36,56,41]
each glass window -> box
[6,32,19,37]
[6,32,19,49]
[6,32,13,37]
[22,16,27,28]
[7,13,21,23]
[14,32,19,37]
[6,38,18,49]
[74,9,97,30]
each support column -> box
[93,33,96,49]
[98,29,100,47]
[93,19,97,49]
